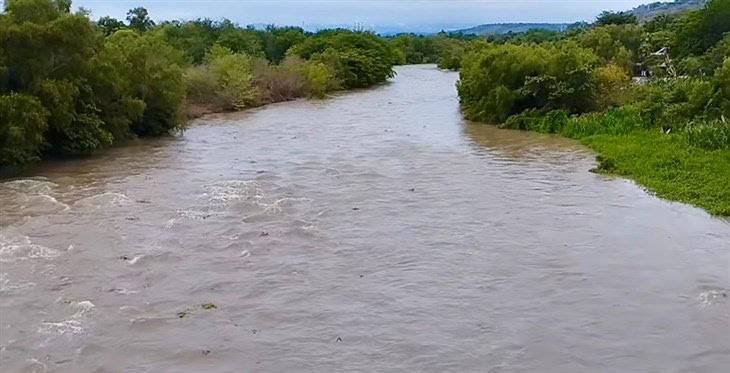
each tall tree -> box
[126,7,154,32]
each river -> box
[1,65,729,372]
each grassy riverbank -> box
[584,131,730,216]
[489,107,730,215]
[455,0,730,216]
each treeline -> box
[0,0,397,167]
[453,0,730,215]
[388,33,473,70]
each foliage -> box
[458,42,598,123]
[672,0,730,57]
[97,16,125,35]
[301,60,339,98]
[584,131,730,216]
[455,1,730,215]
[580,25,644,72]
[390,34,438,64]
[290,30,396,89]
[591,64,632,110]
[126,7,154,32]
[160,19,264,64]
[0,94,48,165]
[106,30,187,136]
[0,1,190,166]
[595,11,638,26]
[203,45,257,110]
[684,120,730,149]
[252,56,306,104]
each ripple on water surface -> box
[0,65,729,372]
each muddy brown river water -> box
[1,65,729,372]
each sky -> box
[24,0,657,32]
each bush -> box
[290,31,396,89]
[184,65,227,110]
[106,30,187,136]
[684,120,730,150]
[458,42,598,123]
[301,60,339,98]
[253,56,306,104]
[592,64,632,110]
[561,106,643,138]
[204,45,257,110]
[636,78,718,129]
[580,25,644,72]
[32,79,113,154]
[0,94,48,166]
[716,58,730,117]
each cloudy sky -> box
[65,0,651,32]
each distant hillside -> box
[630,0,707,21]
[455,23,569,36]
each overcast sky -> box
[26,1,656,32]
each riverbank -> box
[483,108,730,216]
[3,65,729,371]
[585,131,730,216]
[1,2,397,169]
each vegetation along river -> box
[1,65,729,372]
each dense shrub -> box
[458,42,598,123]
[252,57,307,103]
[673,0,730,58]
[390,34,437,64]
[636,78,719,129]
[301,60,339,98]
[290,31,396,89]
[0,94,48,165]
[591,64,632,110]
[204,45,257,110]
[580,24,644,72]
[106,30,187,136]
[685,121,730,150]
[561,106,643,138]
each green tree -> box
[581,25,644,72]
[673,0,730,57]
[97,16,125,35]
[595,11,638,26]
[106,30,187,135]
[0,94,48,166]
[291,30,396,88]
[126,7,154,32]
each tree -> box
[595,11,638,26]
[97,16,125,35]
[458,42,599,123]
[290,30,396,88]
[581,25,645,72]
[0,94,48,166]
[673,0,730,57]
[260,26,306,63]
[126,7,154,32]
[106,30,186,136]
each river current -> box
[1,65,729,372]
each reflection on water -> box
[1,65,729,372]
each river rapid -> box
[1,65,729,372]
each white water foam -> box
[0,272,36,293]
[698,290,729,307]
[74,192,131,208]
[0,234,61,263]
[204,180,263,206]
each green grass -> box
[496,107,730,216]
[583,131,730,216]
